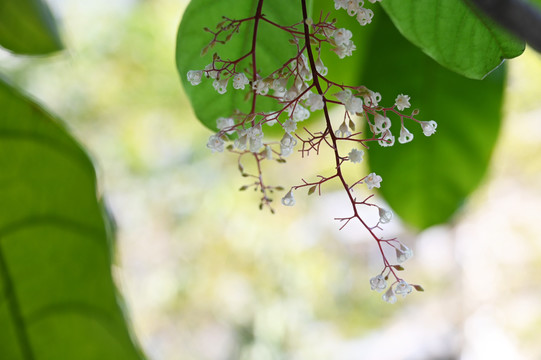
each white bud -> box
[421,120,437,136]
[348,148,364,163]
[187,70,203,85]
[370,274,387,292]
[378,207,393,224]
[394,280,413,297]
[382,286,397,304]
[281,190,295,206]
[206,134,224,153]
[398,126,414,144]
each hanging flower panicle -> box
[186,0,436,302]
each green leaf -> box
[176,0,304,132]
[0,77,144,359]
[362,11,504,229]
[0,0,63,55]
[381,0,524,79]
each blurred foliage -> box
[0,77,145,359]
[0,1,144,359]
[0,0,63,55]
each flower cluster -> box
[334,0,381,26]
[368,241,422,304]
[186,0,436,302]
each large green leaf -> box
[381,0,524,79]
[0,0,63,55]
[0,78,144,359]
[362,11,504,229]
[176,0,305,132]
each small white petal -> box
[378,207,393,224]
[348,148,364,163]
[382,287,397,304]
[281,190,295,206]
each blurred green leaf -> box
[176,0,304,132]
[363,11,504,229]
[0,78,144,359]
[382,0,524,79]
[0,0,63,55]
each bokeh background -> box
[2,0,541,359]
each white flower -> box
[299,67,313,82]
[394,280,413,297]
[373,114,391,133]
[247,124,263,139]
[281,146,294,157]
[334,88,352,103]
[292,105,310,122]
[252,79,269,95]
[293,76,305,91]
[232,73,250,90]
[249,135,263,153]
[285,88,299,101]
[305,93,324,112]
[207,134,224,153]
[216,117,235,134]
[348,148,364,163]
[398,126,414,144]
[334,0,348,10]
[283,119,297,133]
[378,129,395,147]
[280,133,297,157]
[363,91,381,106]
[370,274,387,292]
[382,286,397,304]
[333,28,353,46]
[299,53,310,69]
[333,40,356,59]
[323,26,336,39]
[187,70,203,85]
[281,190,295,206]
[246,125,264,153]
[356,7,374,26]
[234,133,248,150]
[272,78,288,93]
[280,132,297,147]
[421,120,437,136]
[345,96,363,114]
[335,122,351,138]
[213,77,229,94]
[378,207,393,224]
[264,146,273,160]
[204,63,219,79]
[346,0,363,16]
[365,172,382,190]
[273,88,287,99]
[395,94,411,111]
[396,244,413,264]
[315,57,328,76]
